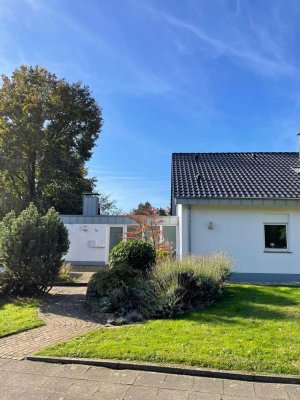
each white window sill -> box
[264,250,292,254]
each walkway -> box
[0,359,299,400]
[0,287,101,359]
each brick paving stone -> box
[160,373,194,390]
[54,363,90,379]
[157,387,189,400]
[189,393,221,400]
[16,388,52,400]
[285,384,300,399]
[66,379,100,396]
[221,396,256,400]
[41,376,77,392]
[0,388,29,400]
[254,382,289,399]
[0,370,47,389]
[48,392,90,400]
[134,371,166,387]
[93,382,130,399]
[108,370,140,385]
[0,286,102,359]
[125,385,158,400]
[0,359,9,367]
[84,366,113,382]
[223,379,255,398]
[193,377,224,394]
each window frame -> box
[263,222,289,253]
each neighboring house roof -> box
[172,152,300,199]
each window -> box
[109,227,124,253]
[162,226,176,252]
[127,225,142,239]
[264,224,287,250]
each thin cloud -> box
[140,3,295,78]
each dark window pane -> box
[109,227,123,253]
[145,226,160,241]
[162,226,176,251]
[264,225,287,249]
[127,225,142,239]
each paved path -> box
[0,359,299,400]
[0,287,101,359]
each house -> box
[62,137,300,282]
[171,145,300,282]
[61,194,178,266]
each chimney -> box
[82,193,99,216]
[298,133,300,158]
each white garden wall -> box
[177,204,300,275]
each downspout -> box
[188,204,192,255]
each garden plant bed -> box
[37,284,300,375]
[0,297,44,338]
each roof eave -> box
[174,197,300,207]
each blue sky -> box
[1,0,300,211]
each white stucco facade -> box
[62,215,179,265]
[177,203,300,276]
[64,223,108,265]
[60,195,300,279]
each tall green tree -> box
[99,193,122,215]
[0,65,103,216]
[132,201,170,216]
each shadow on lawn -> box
[182,285,300,323]
[0,296,39,310]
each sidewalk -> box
[0,359,299,400]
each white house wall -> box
[62,216,179,266]
[177,204,189,257]
[64,224,107,265]
[178,204,300,275]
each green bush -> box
[89,263,138,296]
[0,204,69,295]
[150,254,233,317]
[86,253,233,322]
[109,239,156,274]
[86,263,152,317]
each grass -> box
[0,297,44,338]
[37,284,300,375]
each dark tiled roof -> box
[172,152,300,199]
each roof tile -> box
[172,152,300,199]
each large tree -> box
[132,201,170,216]
[0,65,102,216]
[98,193,122,215]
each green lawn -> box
[0,297,44,338]
[38,285,300,375]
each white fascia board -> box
[174,197,300,207]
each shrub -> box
[109,239,156,274]
[86,263,152,318]
[57,262,73,282]
[89,263,138,295]
[150,253,233,317]
[86,252,233,322]
[0,204,69,295]
[156,248,172,264]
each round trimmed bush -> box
[86,263,153,317]
[109,239,156,274]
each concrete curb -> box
[26,355,300,384]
